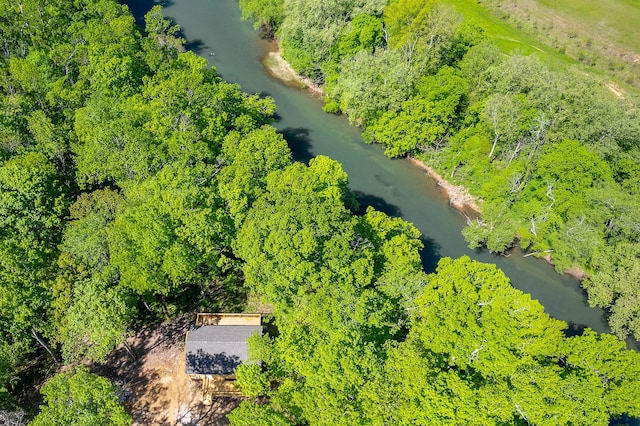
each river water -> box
[125,0,609,334]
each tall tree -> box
[0,152,66,346]
[31,366,131,426]
[108,163,232,298]
[584,242,640,340]
[278,0,386,76]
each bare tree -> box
[485,94,521,159]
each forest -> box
[0,0,638,424]
[240,0,640,343]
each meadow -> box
[475,0,640,90]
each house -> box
[185,313,262,402]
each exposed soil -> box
[258,39,592,283]
[541,254,587,281]
[261,49,325,98]
[92,316,241,425]
[408,157,481,215]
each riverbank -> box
[408,157,481,216]
[408,157,587,280]
[262,49,325,98]
[260,46,589,282]
[261,46,482,216]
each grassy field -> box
[459,0,640,91]
[445,0,576,68]
[536,0,640,53]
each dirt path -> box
[93,316,241,425]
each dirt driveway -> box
[93,316,241,425]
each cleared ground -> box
[93,316,241,426]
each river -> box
[126,0,610,335]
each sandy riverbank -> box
[408,158,587,279]
[259,45,480,216]
[262,50,325,98]
[260,45,587,282]
[408,157,481,215]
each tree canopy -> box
[1,0,639,423]
[31,367,131,426]
[239,0,640,341]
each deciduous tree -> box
[31,367,131,426]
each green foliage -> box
[564,329,640,418]
[108,163,232,296]
[0,340,24,406]
[584,242,640,340]
[74,50,276,188]
[61,189,125,273]
[267,0,640,344]
[235,363,270,398]
[50,188,131,362]
[376,257,640,424]
[331,49,412,124]
[462,204,515,252]
[239,0,285,35]
[235,252,640,423]
[0,152,66,251]
[417,257,565,372]
[234,156,356,306]
[278,0,386,76]
[58,277,133,364]
[31,366,131,426]
[228,400,293,426]
[458,41,503,92]
[2,0,640,420]
[0,0,286,407]
[218,125,291,226]
[336,14,383,58]
[73,91,162,187]
[367,67,467,157]
[384,0,464,73]
[233,154,431,423]
[143,5,184,71]
[78,4,146,97]
[0,152,66,343]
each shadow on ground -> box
[93,316,242,425]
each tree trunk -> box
[161,294,170,320]
[489,136,499,158]
[141,295,153,313]
[123,340,137,361]
[31,328,60,364]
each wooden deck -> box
[195,313,262,326]
[200,375,242,404]
[189,313,263,404]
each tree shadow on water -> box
[352,190,402,217]
[123,0,176,24]
[183,38,207,56]
[420,236,442,274]
[563,321,587,338]
[279,127,313,163]
[259,91,274,100]
[350,191,441,272]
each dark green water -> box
[126,0,609,334]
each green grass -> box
[536,0,640,53]
[443,0,640,94]
[445,0,577,69]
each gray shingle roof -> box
[185,325,262,375]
